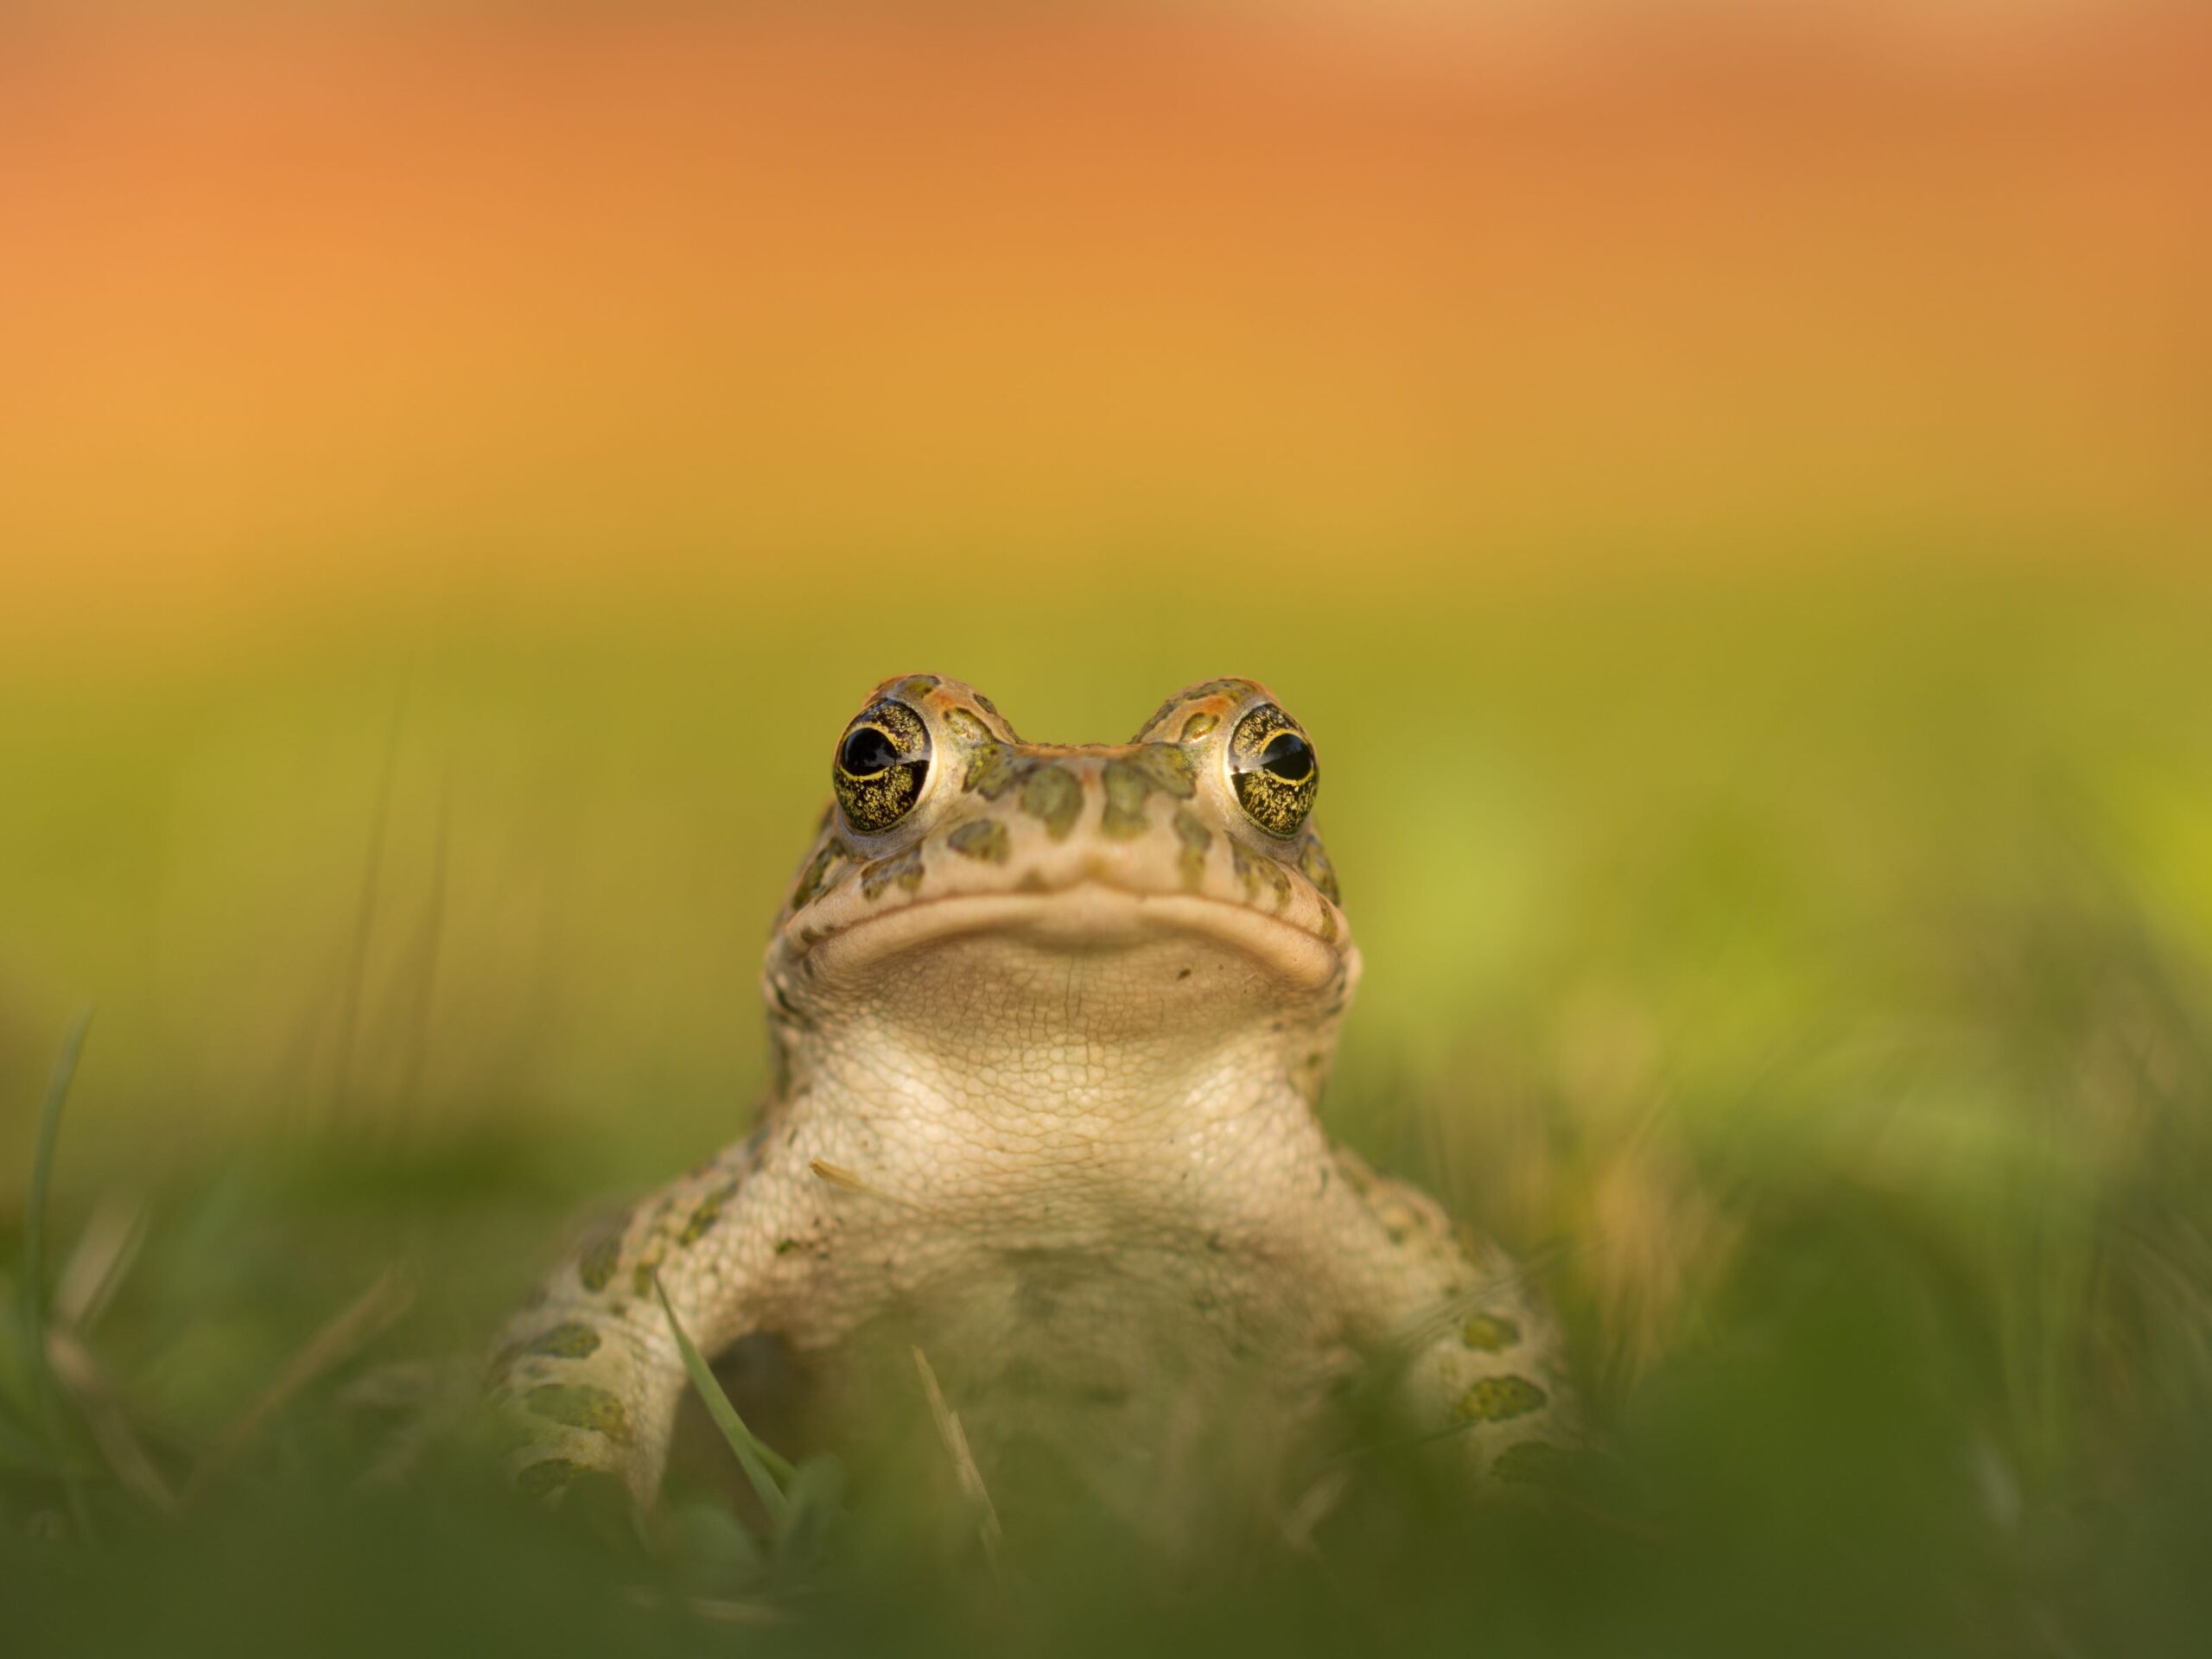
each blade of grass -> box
[46,1327,178,1514]
[22,1006,94,1537]
[330,672,409,1118]
[55,1196,149,1332]
[911,1344,1001,1571]
[395,768,451,1116]
[649,1270,792,1525]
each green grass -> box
[3,567,2212,1652]
[653,1268,800,1525]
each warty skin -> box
[492,673,1573,1512]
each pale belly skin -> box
[492,675,1573,1513]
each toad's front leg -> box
[488,1129,813,1508]
[1319,1146,1579,1483]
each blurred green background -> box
[4,3,2212,1652]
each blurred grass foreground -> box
[4,3,2212,1655]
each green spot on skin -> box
[788,837,849,911]
[678,1182,739,1245]
[861,845,925,899]
[964,741,1027,798]
[947,819,1010,862]
[894,674,940,702]
[774,1237,800,1255]
[769,976,811,1033]
[944,706,991,744]
[1132,697,1181,742]
[1019,763,1084,840]
[515,1457,589,1497]
[1131,677,1255,741]
[524,1382,634,1444]
[1100,759,1154,839]
[1459,1313,1522,1353]
[1267,863,1292,909]
[1130,743,1197,798]
[1229,839,1262,902]
[1172,810,1212,890]
[972,690,1020,740]
[1179,710,1219,743]
[1227,838,1292,906]
[1491,1440,1574,1485]
[1453,1376,1548,1424]
[1299,837,1342,905]
[631,1245,666,1296]
[577,1232,622,1294]
[526,1320,604,1360]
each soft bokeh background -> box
[4,2,2212,1650]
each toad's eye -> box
[1259,731,1313,783]
[1228,704,1319,837]
[833,699,931,834]
[840,726,899,776]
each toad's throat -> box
[775,897,1352,1121]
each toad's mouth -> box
[788,880,1348,997]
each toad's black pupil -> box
[841,726,899,776]
[1261,732,1312,781]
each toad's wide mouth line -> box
[784,880,1349,993]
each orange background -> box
[4,3,2207,663]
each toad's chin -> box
[787,880,1350,1001]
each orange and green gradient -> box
[2,4,2209,1185]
